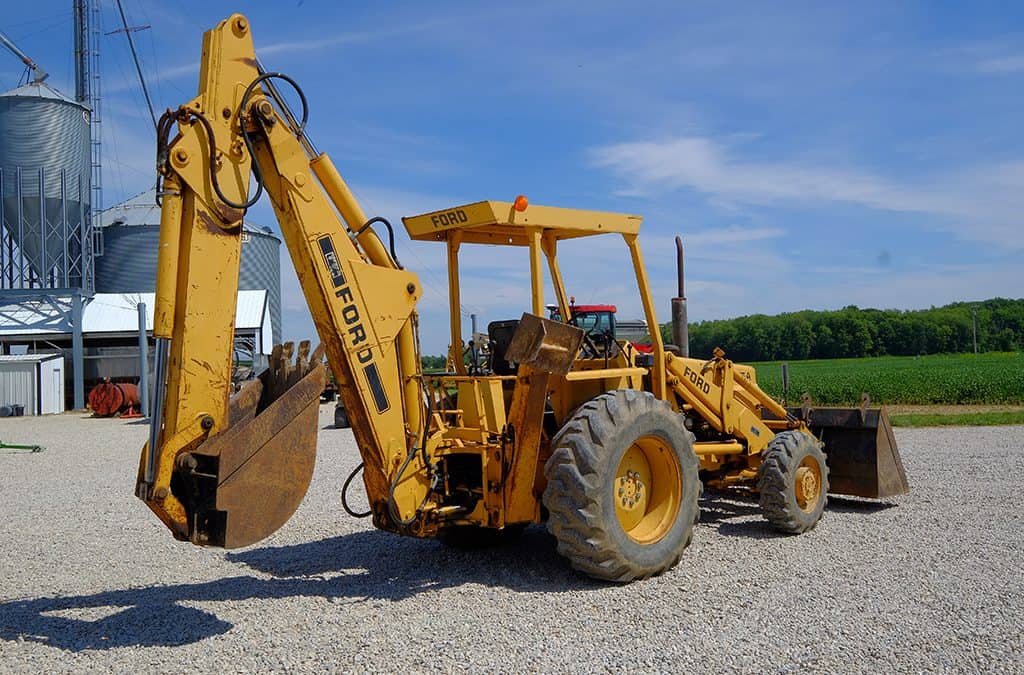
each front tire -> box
[757,430,829,533]
[542,390,700,582]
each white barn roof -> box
[0,353,64,363]
[0,291,271,349]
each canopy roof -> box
[402,200,642,246]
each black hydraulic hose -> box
[155,108,175,169]
[387,447,420,526]
[186,108,264,211]
[240,71,309,135]
[354,217,403,269]
[154,109,179,206]
[419,380,432,469]
[342,463,372,518]
[154,71,310,213]
[386,380,433,526]
[230,71,310,210]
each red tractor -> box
[547,299,653,355]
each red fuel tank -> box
[88,380,141,417]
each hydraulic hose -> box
[386,380,433,526]
[342,463,372,518]
[354,217,403,269]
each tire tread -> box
[543,391,699,582]
[756,430,830,534]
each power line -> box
[113,0,156,130]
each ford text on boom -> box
[431,209,468,228]
[683,365,711,395]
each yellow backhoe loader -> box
[136,14,908,582]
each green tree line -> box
[660,298,1024,361]
[421,354,447,371]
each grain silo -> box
[96,190,282,343]
[0,81,92,290]
[237,224,282,346]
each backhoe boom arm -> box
[136,14,426,548]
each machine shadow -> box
[826,495,898,513]
[0,527,597,652]
[699,491,777,540]
[227,526,594,594]
[698,490,893,538]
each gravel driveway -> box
[0,409,1020,673]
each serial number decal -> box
[430,209,469,228]
[317,235,346,288]
[683,366,712,396]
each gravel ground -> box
[0,408,1021,673]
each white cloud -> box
[951,42,1024,74]
[592,137,919,207]
[675,225,785,247]
[975,55,1024,73]
[590,135,1024,249]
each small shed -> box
[0,354,65,415]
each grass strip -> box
[890,410,1024,427]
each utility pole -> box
[972,308,978,355]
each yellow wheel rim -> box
[794,455,823,513]
[614,435,682,544]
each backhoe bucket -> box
[182,342,325,548]
[505,312,585,376]
[790,406,909,499]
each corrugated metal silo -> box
[94,192,159,291]
[0,82,92,289]
[238,226,282,345]
[96,190,282,343]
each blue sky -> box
[3,1,1022,354]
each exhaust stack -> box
[671,236,689,357]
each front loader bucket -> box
[181,342,325,548]
[789,406,909,499]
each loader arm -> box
[135,14,428,547]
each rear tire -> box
[542,390,700,582]
[757,431,829,533]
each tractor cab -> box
[548,301,619,357]
[548,301,654,355]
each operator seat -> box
[487,319,520,376]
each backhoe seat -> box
[488,319,520,376]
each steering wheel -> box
[580,331,603,359]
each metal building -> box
[0,290,272,409]
[96,190,282,343]
[0,81,93,291]
[0,353,65,415]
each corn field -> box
[749,352,1024,405]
